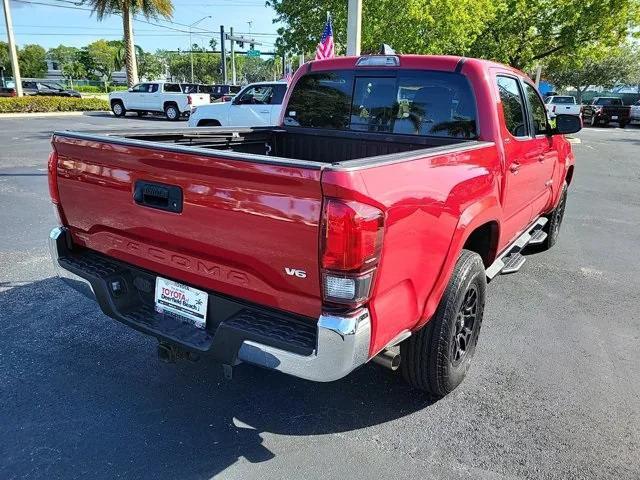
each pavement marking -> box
[567,137,581,144]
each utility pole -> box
[189,16,211,83]
[230,29,237,86]
[534,64,542,87]
[220,25,227,84]
[224,31,262,85]
[2,0,23,96]
[346,0,362,56]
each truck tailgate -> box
[52,134,323,318]
[188,93,210,106]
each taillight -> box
[47,149,60,204]
[320,199,384,307]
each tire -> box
[111,101,126,117]
[542,182,567,250]
[164,103,180,121]
[619,122,627,129]
[400,250,486,398]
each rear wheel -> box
[111,101,126,117]
[400,250,486,398]
[164,103,180,121]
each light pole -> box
[346,0,362,56]
[2,0,23,96]
[189,15,211,83]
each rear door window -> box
[164,83,182,93]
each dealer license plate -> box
[154,277,208,328]
[611,115,618,120]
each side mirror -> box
[128,87,133,92]
[553,114,582,135]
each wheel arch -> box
[418,196,502,329]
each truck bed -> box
[55,126,482,168]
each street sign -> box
[246,49,261,58]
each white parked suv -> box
[188,81,287,127]
[544,95,581,118]
[109,81,210,121]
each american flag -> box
[315,15,335,60]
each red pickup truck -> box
[48,54,580,398]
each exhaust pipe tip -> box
[372,349,401,371]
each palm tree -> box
[83,1,173,86]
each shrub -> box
[0,96,109,113]
[74,85,128,93]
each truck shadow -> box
[0,278,433,480]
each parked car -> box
[108,81,210,120]
[188,81,287,127]
[48,54,579,398]
[545,95,581,117]
[0,86,16,97]
[581,97,631,127]
[22,81,81,98]
[630,100,640,125]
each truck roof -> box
[305,54,530,80]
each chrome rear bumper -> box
[238,308,371,382]
[49,226,372,382]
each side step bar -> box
[486,217,548,280]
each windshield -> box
[284,69,478,139]
[595,98,623,106]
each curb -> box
[0,111,110,119]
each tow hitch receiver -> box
[157,342,199,363]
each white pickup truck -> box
[188,81,288,127]
[109,81,210,120]
[630,100,640,125]
[544,95,581,118]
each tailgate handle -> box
[134,181,183,213]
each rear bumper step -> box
[49,227,371,382]
[485,217,548,280]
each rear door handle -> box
[509,162,520,173]
[538,154,545,162]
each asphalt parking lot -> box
[1,114,639,480]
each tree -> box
[268,0,497,56]
[18,44,47,78]
[545,44,638,102]
[61,61,87,89]
[468,0,640,69]
[268,0,640,71]
[47,45,79,67]
[0,41,10,76]
[138,51,164,80]
[163,51,222,83]
[82,0,173,86]
[85,39,117,89]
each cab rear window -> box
[284,69,477,139]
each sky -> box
[0,0,282,53]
